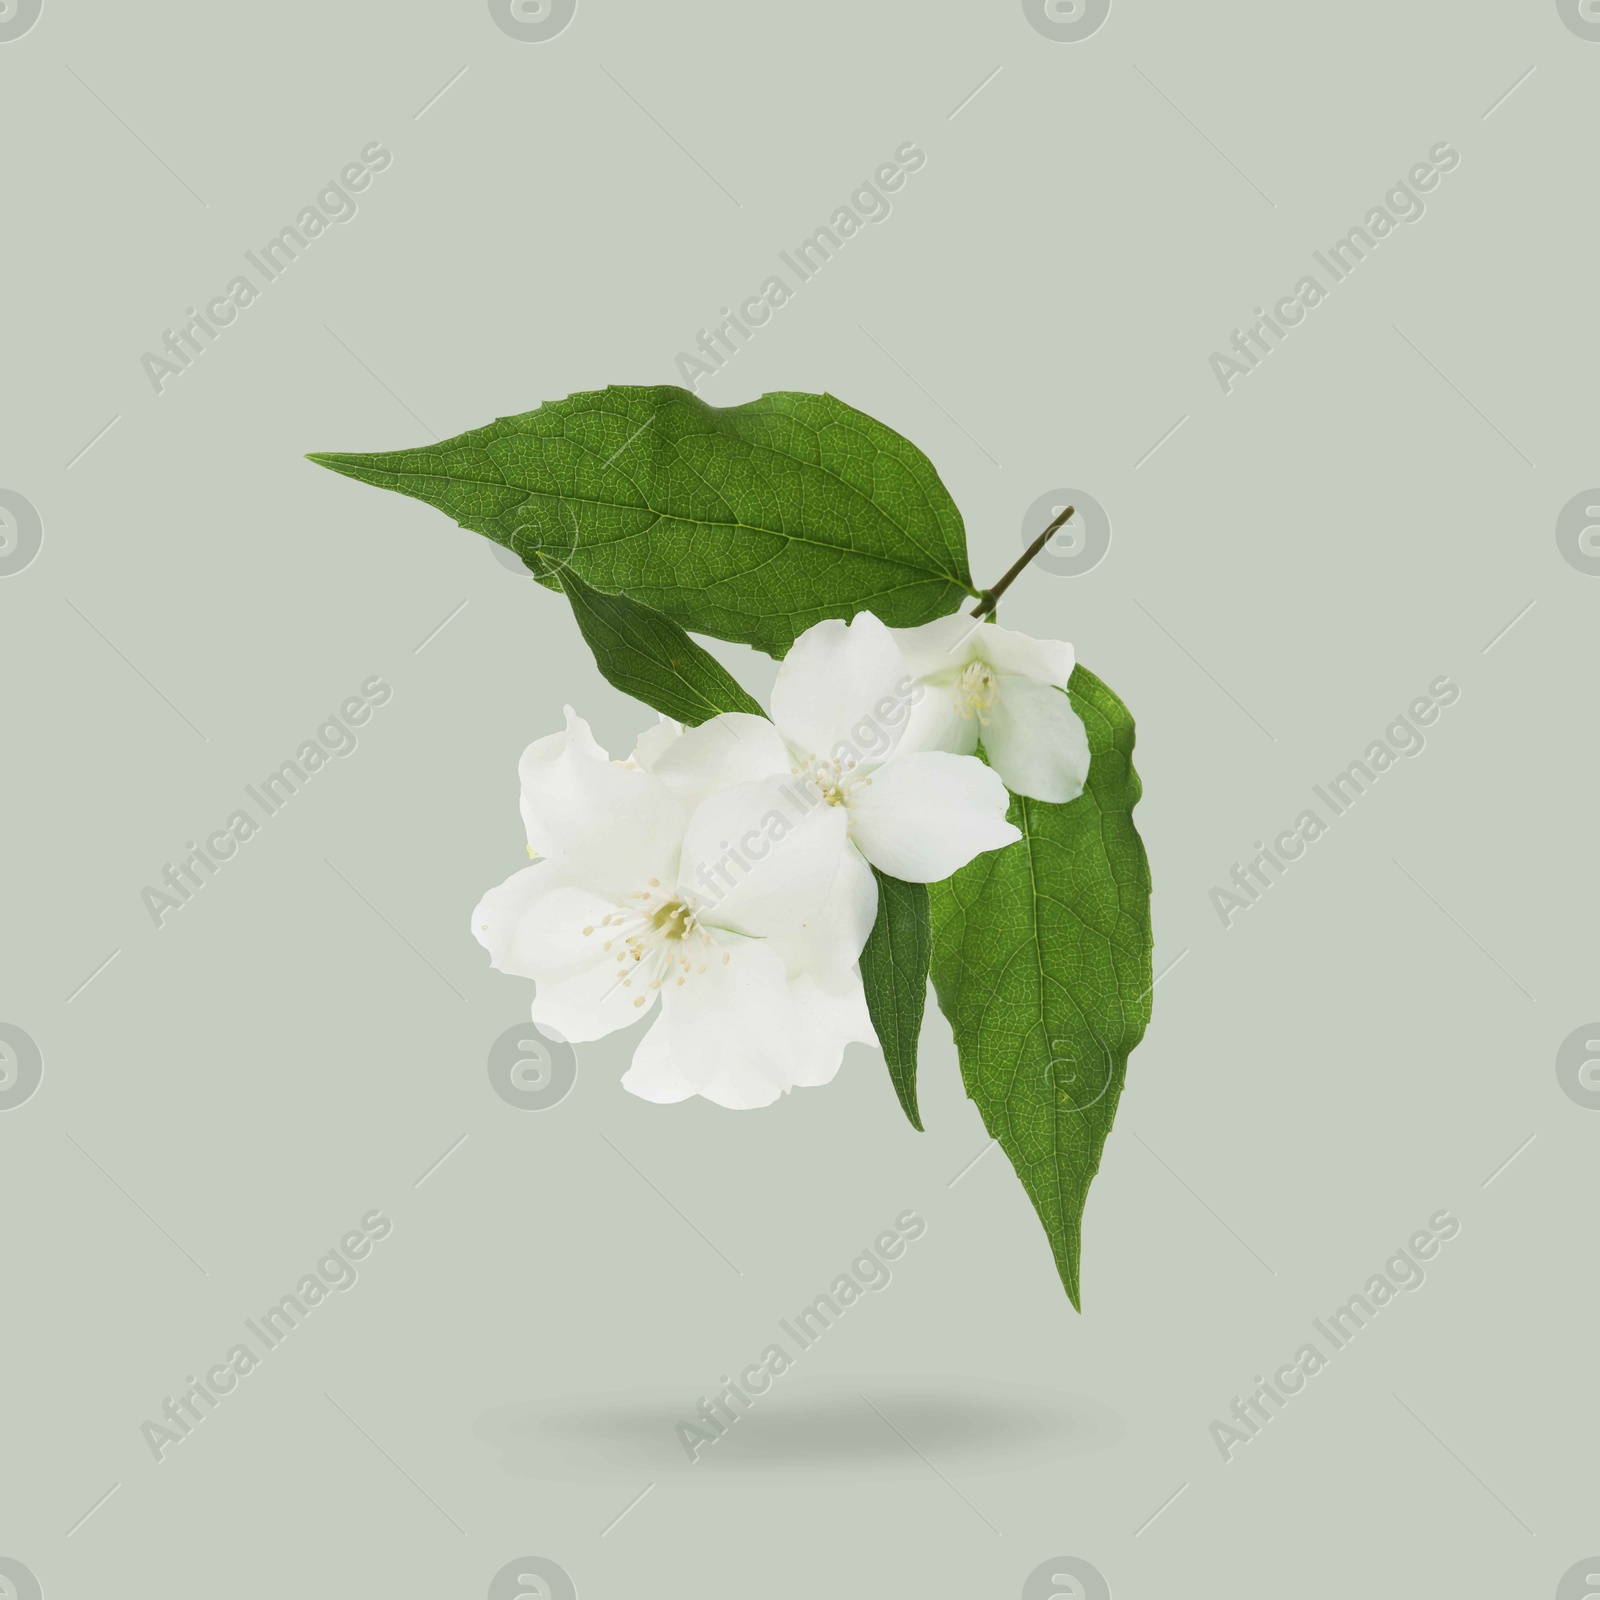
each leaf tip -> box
[305,450,382,485]
[1057,1259,1084,1312]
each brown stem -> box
[971,504,1075,618]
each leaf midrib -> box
[579,414,965,587]
[1019,792,1099,1251]
[341,464,976,594]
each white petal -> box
[973,622,1074,689]
[766,835,879,974]
[891,612,989,676]
[471,873,647,1041]
[848,751,1019,881]
[646,713,790,813]
[519,717,686,900]
[679,775,850,939]
[629,715,684,770]
[621,937,801,1108]
[532,957,661,1043]
[784,966,876,1088]
[770,612,913,763]
[981,676,1091,803]
[473,866,589,975]
[897,678,980,760]
[523,704,611,770]
[892,614,1075,690]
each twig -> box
[971,505,1075,617]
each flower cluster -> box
[473,610,1089,1108]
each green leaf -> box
[859,868,931,1131]
[928,667,1153,1310]
[560,570,764,727]
[308,385,976,658]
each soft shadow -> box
[474,1374,1124,1486]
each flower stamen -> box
[954,660,1000,725]
[796,754,861,810]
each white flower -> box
[473,612,1021,1108]
[768,611,1021,880]
[473,709,873,1110]
[891,613,1091,804]
[670,612,1021,882]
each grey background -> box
[2,1,1596,1595]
